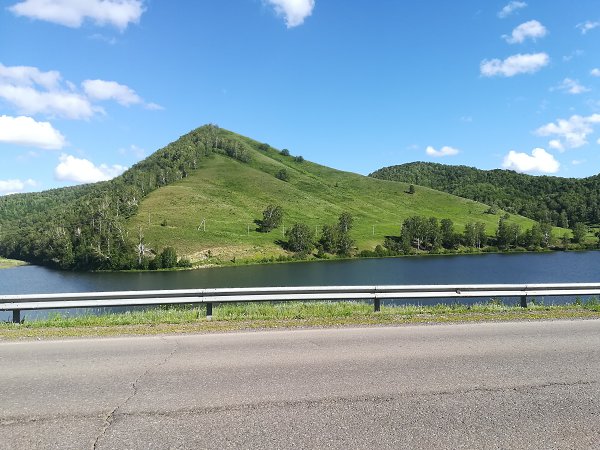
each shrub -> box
[275,169,289,181]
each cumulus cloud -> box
[536,114,600,150]
[503,20,547,44]
[502,148,559,174]
[553,78,590,95]
[82,79,141,106]
[498,1,527,19]
[0,63,159,119]
[548,140,564,151]
[425,146,460,157]
[591,68,600,77]
[0,178,37,195]
[0,115,66,149]
[480,53,549,77]
[265,0,315,28]
[54,153,127,183]
[576,21,599,35]
[8,0,144,30]
[0,63,96,119]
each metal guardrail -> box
[2,283,600,323]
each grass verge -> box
[1,300,599,340]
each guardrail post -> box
[374,298,381,312]
[206,302,213,319]
[520,295,527,308]
[12,309,21,324]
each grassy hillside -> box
[0,125,554,270]
[128,130,539,263]
[370,162,600,228]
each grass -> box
[0,257,27,269]
[128,130,555,265]
[2,300,599,340]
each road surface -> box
[1,320,599,449]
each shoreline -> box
[3,246,598,273]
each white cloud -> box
[425,145,460,157]
[82,79,141,106]
[503,20,547,44]
[553,78,590,95]
[265,0,315,28]
[502,148,559,174]
[548,140,564,151]
[0,115,66,149]
[480,53,549,77]
[0,63,158,119]
[0,63,96,119]
[144,102,163,110]
[8,0,144,30]
[576,21,599,35]
[0,178,37,195]
[591,68,600,77]
[597,138,600,145]
[536,114,600,150]
[572,159,586,165]
[498,1,527,18]
[54,153,127,183]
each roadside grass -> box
[1,299,599,340]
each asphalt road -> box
[1,320,599,449]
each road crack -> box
[91,337,179,450]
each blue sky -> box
[1,0,600,194]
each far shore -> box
[0,258,27,270]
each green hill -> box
[370,162,600,227]
[0,126,541,270]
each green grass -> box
[0,257,27,269]
[128,130,553,264]
[2,300,599,340]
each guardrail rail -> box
[2,283,600,323]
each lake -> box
[2,251,600,321]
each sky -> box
[1,0,600,195]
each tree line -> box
[370,161,600,227]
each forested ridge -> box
[0,125,252,270]
[370,162,600,227]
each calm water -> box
[2,251,600,321]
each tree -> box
[401,216,429,250]
[275,169,289,181]
[337,232,354,256]
[440,218,457,249]
[259,205,283,232]
[464,222,486,249]
[572,222,587,244]
[159,247,178,268]
[293,155,304,163]
[286,223,314,255]
[280,149,290,156]
[338,212,353,233]
[496,217,510,249]
[407,184,415,194]
[319,224,338,253]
